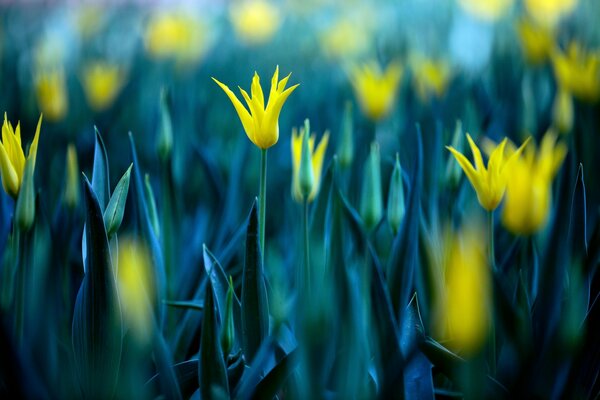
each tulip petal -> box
[466,134,485,173]
[27,114,43,172]
[212,77,256,146]
[309,131,330,201]
[0,141,20,197]
[251,72,264,110]
[447,145,483,195]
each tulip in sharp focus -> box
[81,61,125,112]
[350,61,402,122]
[501,132,567,235]
[446,134,530,211]
[552,42,600,102]
[291,124,329,203]
[213,66,299,149]
[0,113,43,198]
[229,0,281,46]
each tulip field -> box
[1,1,600,399]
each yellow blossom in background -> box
[319,18,370,61]
[0,114,43,198]
[516,18,555,65]
[34,68,68,122]
[350,61,403,122]
[524,0,577,27]
[71,6,105,40]
[500,132,567,235]
[411,56,452,101]
[213,66,299,149]
[446,134,530,211]
[291,127,329,202]
[144,12,207,66]
[81,61,126,112]
[117,237,154,345]
[442,223,490,355]
[552,42,600,102]
[230,0,281,46]
[552,88,574,134]
[458,0,513,21]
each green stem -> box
[303,200,311,294]
[14,227,25,347]
[259,149,267,259]
[488,211,495,271]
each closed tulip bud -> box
[552,88,573,134]
[387,153,405,236]
[220,276,235,357]
[157,88,173,161]
[64,144,80,209]
[360,142,383,230]
[338,101,354,168]
[299,119,315,200]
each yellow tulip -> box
[458,0,513,21]
[446,134,530,211]
[117,237,154,344]
[524,0,577,27]
[230,0,281,45]
[516,18,554,65]
[443,223,490,354]
[81,61,125,112]
[34,68,68,122]
[552,42,600,102]
[319,18,370,61]
[291,127,329,202]
[411,56,452,101]
[350,61,403,121]
[0,113,43,198]
[213,66,299,149]
[144,12,207,66]
[501,132,567,235]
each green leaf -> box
[15,156,36,231]
[252,348,299,400]
[569,163,587,257]
[163,300,204,311]
[91,127,110,210]
[72,177,122,399]
[147,359,199,399]
[199,280,229,400]
[241,200,269,362]
[103,164,132,238]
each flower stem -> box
[303,199,311,294]
[259,149,267,259]
[488,211,495,271]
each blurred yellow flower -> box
[230,0,281,46]
[320,18,370,61]
[446,134,530,211]
[117,237,154,344]
[411,57,452,101]
[443,223,490,355]
[516,18,554,65]
[458,0,513,21]
[34,68,68,122]
[0,113,43,198]
[81,61,126,112]
[524,0,577,27]
[213,66,299,149]
[144,12,207,66]
[501,132,567,235]
[291,127,329,202]
[350,61,403,121]
[552,42,600,102]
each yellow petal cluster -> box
[291,127,329,203]
[552,42,600,102]
[229,1,281,46]
[458,0,513,21]
[144,12,207,66]
[34,68,68,122]
[524,0,578,27]
[319,18,370,61]
[0,113,43,198]
[516,18,554,65]
[446,134,530,211]
[81,61,126,112]
[213,66,299,149]
[350,61,403,122]
[443,223,490,355]
[411,57,452,101]
[501,132,567,235]
[117,237,154,345]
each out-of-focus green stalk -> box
[14,227,28,348]
[488,211,495,271]
[303,199,311,294]
[259,149,267,258]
